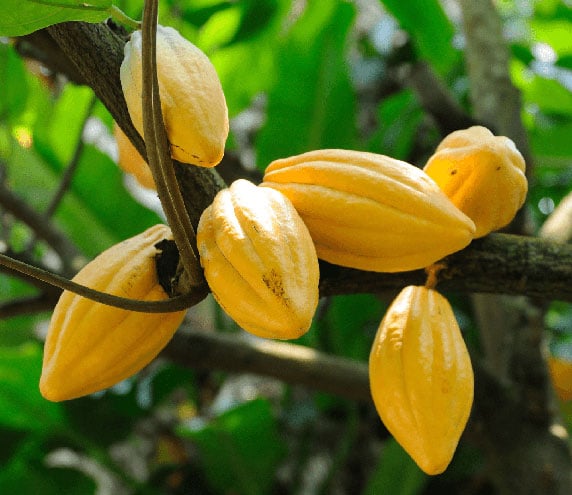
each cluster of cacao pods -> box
[41,24,232,403]
[42,19,531,478]
[193,126,526,474]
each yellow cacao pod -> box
[262,149,476,273]
[424,126,527,238]
[113,122,156,190]
[369,285,474,475]
[120,25,229,167]
[548,356,572,402]
[40,225,187,402]
[197,179,319,339]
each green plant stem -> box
[0,252,206,312]
[140,0,204,286]
[108,4,141,30]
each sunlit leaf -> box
[524,76,572,116]
[256,0,357,168]
[379,0,459,75]
[0,47,29,121]
[206,0,289,116]
[529,19,572,55]
[0,0,112,36]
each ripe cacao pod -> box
[424,126,527,238]
[369,285,474,475]
[196,179,319,339]
[113,122,156,190]
[40,225,187,402]
[262,149,476,273]
[120,25,229,167]
[548,356,572,402]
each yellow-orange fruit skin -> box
[196,179,319,340]
[424,126,528,238]
[262,149,475,273]
[120,25,229,167]
[40,225,187,402]
[113,123,156,190]
[369,286,474,475]
[548,357,572,402]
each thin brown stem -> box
[140,0,203,287]
[0,181,84,276]
[0,252,206,313]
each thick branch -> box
[321,233,572,302]
[0,293,59,318]
[163,330,370,402]
[402,61,479,135]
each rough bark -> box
[459,0,572,493]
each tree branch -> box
[0,293,60,318]
[401,61,479,135]
[163,330,371,402]
[0,181,85,277]
[320,233,572,302]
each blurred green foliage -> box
[0,0,571,493]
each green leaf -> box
[529,19,572,55]
[367,89,424,160]
[362,438,427,495]
[379,0,459,76]
[0,343,66,432]
[178,399,286,495]
[29,87,160,256]
[321,294,384,360]
[524,76,572,116]
[206,0,290,116]
[0,46,29,121]
[0,437,95,495]
[0,0,112,36]
[256,0,357,168]
[530,122,572,166]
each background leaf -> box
[0,343,66,432]
[178,398,286,495]
[255,0,357,168]
[0,0,112,36]
[379,0,459,76]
